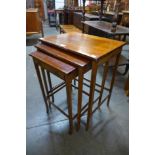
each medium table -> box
[82,20,129,40]
[39,32,126,130]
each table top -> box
[31,51,76,75]
[122,10,129,14]
[26,8,38,13]
[36,44,89,67]
[74,12,107,20]
[82,21,129,35]
[104,11,123,16]
[55,9,64,13]
[92,11,123,16]
[40,32,125,61]
[55,9,64,11]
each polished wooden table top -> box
[92,11,123,16]
[26,8,38,13]
[82,21,129,35]
[40,32,126,61]
[74,12,107,20]
[104,11,123,16]
[31,51,76,75]
[35,44,89,67]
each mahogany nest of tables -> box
[30,32,126,134]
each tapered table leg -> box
[77,68,84,131]
[46,71,54,103]
[97,61,109,109]
[107,53,121,106]
[41,68,51,108]
[65,77,73,134]
[33,62,49,113]
[86,61,98,131]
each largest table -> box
[40,32,126,130]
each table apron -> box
[98,47,122,65]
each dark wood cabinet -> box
[26,8,44,37]
[64,9,82,24]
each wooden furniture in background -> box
[26,8,44,37]
[34,0,45,20]
[65,0,79,8]
[104,11,123,24]
[120,10,129,27]
[73,12,108,30]
[48,9,56,27]
[82,20,129,40]
[63,9,82,24]
[59,25,82,33]
[55,9,64,26]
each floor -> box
[26,22,129,155]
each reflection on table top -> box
[40,32,126,61]
[55,9,64,13]
[26,8,38,12]
[92,11,123,16]
[74,12,107,20]
[82,21,129,35]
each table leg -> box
[77,68,84,131]
[97,61,109,109]
[73,79,76,86]
[46,71,54,103]
[48,13,50,25]
[41,68,48,95]
[82,23,84,33]
[33,62,49,113]
[86,61,98,131]
[65,77,73,134]
[40,20,44,37]
[59,27,62,34]
[107,53,121,106]
[122,34,127,41]
[40,68,51,107]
